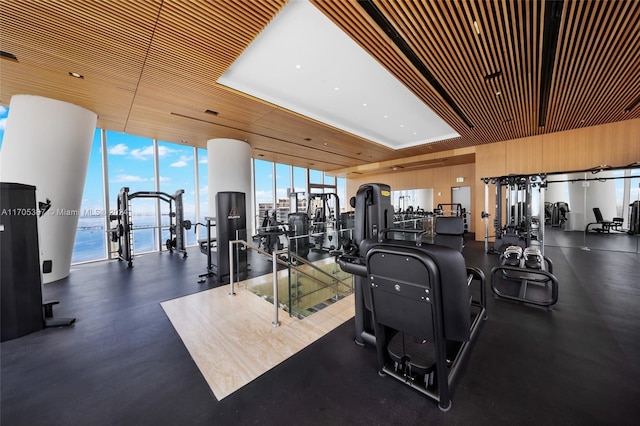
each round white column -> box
[207,138,252,231]
[0,95,97,283]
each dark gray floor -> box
[2,240,640,425]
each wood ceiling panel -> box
[2,0,639,176]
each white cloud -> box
[0,117,7,131]
[159,176,171,182]
[111,174,149,183]
[109,143,128,155]
[171,160,188,167]
[129,145,155,160]
[199,185,208,194]
[199,157,208,164]
[157,145,175,158]
[276,188,289,198]
[0,105,7,115]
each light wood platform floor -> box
[161,271,354,400]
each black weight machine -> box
[1,182,75,343]
[197,191,247,284]
[480,174,560,308]
[481,173,546,254]
[629,200,640,234]
[109,187,190,268]
[307,193,341,253]
[336,183,486,411]
[255,208,287,254]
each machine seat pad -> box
[387,332,436,375]
[197,237,217,244]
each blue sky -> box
[0,105,8,146]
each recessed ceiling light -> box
[496,91,502,96]
[295,64,301,69]
[69,71,84,79]
[334,87,339,91]
[363,103,367,107]
[383,115,389,119]
[400,124,404,128]
[473,21,480,35]
[323,142,328,146]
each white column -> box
[207,138,252,232]
[0,95,97,283]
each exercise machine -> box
[335,183,394,346]
[490,245,558,309]
[585,207,624,233]
[550,201,570,228]
[307,193,340,252]
[481,173,546,254]
[109,187,190,267]
[629,200,640,234]
[198,191,247,283]
[256,208,287,254]
[367,240,486,411]
[1,182,75,342]
[336,182,486,411]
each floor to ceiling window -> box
[292,166,307,213]
[197,148,209,240]
[254,159,274,230]
[1,105,350,264]
[275,163,291,223]
[71,129,106,263]
[106,131,158,254]
[0,105,7,148]
[157,141,197,248]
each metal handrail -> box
[228,239,353,324]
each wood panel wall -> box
[473,118,640,239]
[345,118,640,241]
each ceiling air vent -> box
[0,51,18,62]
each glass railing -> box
[244,227,354,319]
[243,216,439,322]
[391,216,435,243]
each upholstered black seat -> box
[433,216,464,252]
[586,207,624,233]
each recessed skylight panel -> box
[218,0,459,149]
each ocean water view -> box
[72,215,198,264]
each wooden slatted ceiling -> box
[547,0,640,132]
[1,0,639,173]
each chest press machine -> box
[336,183,487,411]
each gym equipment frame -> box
[109,187,190,268]
[481,173,546,254]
